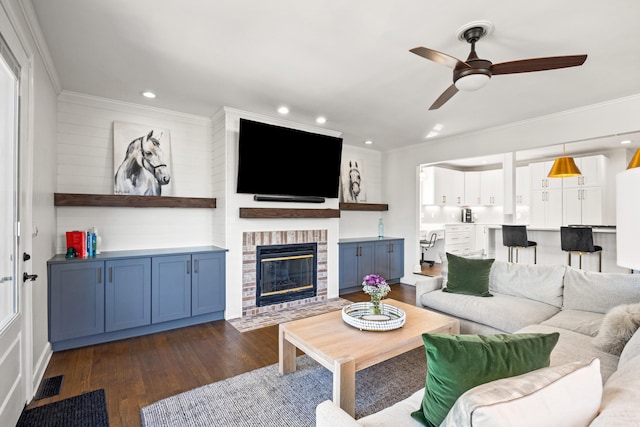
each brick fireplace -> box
[242,229,328,317]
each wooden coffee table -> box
[278,298,459,416]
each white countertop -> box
[486,225,616,234]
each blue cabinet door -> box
[191,252,226,316]
[49,261,104,342]
[338,241,375,292]
[151,255,191,323]
[105,258,151,332]
[373,239,404,283]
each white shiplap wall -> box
[55,91,221,252]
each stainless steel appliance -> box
[461,208,473,223]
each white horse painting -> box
[114,122,173,196]
[340,159,366,203]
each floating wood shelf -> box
[54,193,216,208]
[339,203,389,211]
[239,208,340,219]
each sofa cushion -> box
[517,324,619,383]
[489,260,565,308]
[619,328,640,368]
[442,359,602,427]
[411,333,559,427]
[420,291,560,333]
[590,352,640,426]
[355,388,425,427]
[563,268,640,313]
[541,310,604,337]
[442,253,494,297]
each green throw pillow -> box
[411,332,560,427]
[442,252,494,297]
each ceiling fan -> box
[410,23,587,110]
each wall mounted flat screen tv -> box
[236,118,343,199]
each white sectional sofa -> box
[316,260,640,426]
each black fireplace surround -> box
[255,243,318,307]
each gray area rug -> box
[140,347,427,426]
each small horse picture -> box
[341,159,366,203]
[113,122,173,196]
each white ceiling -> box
[29,0,640,160]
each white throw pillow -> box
[442,359,602,427]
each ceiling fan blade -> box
[429,84,459,110]
[410,46,469,70]
[491,54,587,75]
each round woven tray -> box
[342,302,406,331]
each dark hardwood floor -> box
[28,284,416,427]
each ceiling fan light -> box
[454,74,490,91]
[626,148,640,169]
[547,156,582,178]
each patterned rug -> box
[227,298,353,332]
[141,347,427,426]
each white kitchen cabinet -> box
[464,171,481,205]
[480,169,503,206]
[516,166,530,206]
[530,187,563,227]
[421,167,464,206]
[530,161,562,191]
[445,224,474,256]
[562,155,605,225]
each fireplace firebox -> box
[256,243,317,307]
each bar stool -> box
[560,226,603,272]
[502,225,537,264]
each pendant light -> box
[547,144,582,178]
[626,148,640,169]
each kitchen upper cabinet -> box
[530,161,562,191]
[563,155,604,189]
[421,167,464,206]
[464,171,481,205]
[562,155,605,225]
[480,169,503,206]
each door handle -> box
[23,272,38,283]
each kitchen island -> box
[486,225,626,273]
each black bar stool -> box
[560,226,603,272]
[502,225,537,264]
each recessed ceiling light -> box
[316,116,327,124]
[364,140,373,145]
[621,140,632,145]
[141,90,156,99]
[277,106,289,115]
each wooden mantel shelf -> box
[54,193,216,208]
[339,203,388,211]
[239,208,340,219]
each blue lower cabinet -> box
[151,255,192,323]
[47,246,227,351]
[49,261,105,342]
[191,252,226,316]
[105,258,151,332]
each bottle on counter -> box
[378,218,384,238]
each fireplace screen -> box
[256,243,317,307]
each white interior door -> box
[0,29,28,426]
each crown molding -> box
[18,0,61,93]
